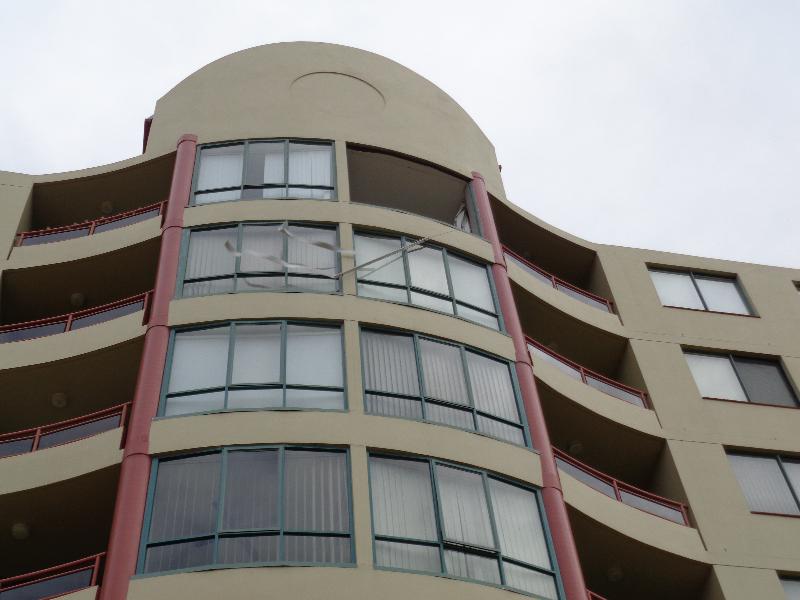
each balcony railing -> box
[503,246,614,313]
[0,291,152,344]
[0,553,104,599]
[16,201,165,247]
[555,449,689,525]
[527,338,650,409]
[0,402,131,459]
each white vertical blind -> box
[240,225,283,273]
[419,339,468,405]
[369,457,437,540]
[361,331,420,396]
[288,143,332,187]
[231,324,281,385]
[728,454,799,515]
[168,328,230,393]
[197,146,243,191]
[284,450,349,532]
[354,235,406,285]
[287,226,337,273]
[285,325,342,387]
[449,255,494,311]
[222,450,279,530]
[408,247,449,295]
[435,465,494,548]
[649,270,704,309]
[488,479,550,568]
[685,353,747,401]
[466,352,518,421]
[185,228,237,280]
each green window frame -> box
[138,445,354,575]
[191,139,336,205]
[367,453,563,599]
[178,221,341,298]
[353,231,502,330]
[360,327,529,447]
[159,320,347,417]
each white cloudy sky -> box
[1,1,797,268]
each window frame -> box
[176,221,342,298]
[366,452,564,599]
[684,350,799,409]
[190,139,337,205]
[353,230,504,331]
[137,445,355,576]
[727,451,800,517]
[158,320,348,417]
[359,327,530,447]
[648,267,755,316]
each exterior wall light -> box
[11,522,30,540]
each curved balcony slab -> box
[169,293,515,361]
[0,427,122,495]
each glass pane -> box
[369,456,437,540]
[694,276,750,314]
[93,207,160,234]
[223,449,279,530]
[285,325,342,388]
[38,414,121,449]
[226,388,283,410]
[20,227,89,245]
[287,225,337,275]
[144,539,214,573]
[168,328,230,394]
[435,464,494,548]
[0,322,67,343]
[231,323,281,385]
[649,270,704,309]
[410,291,455,314]
[476,416,525,445]
[354,235,406,286]
[419,339,468,405]
[618,489,686,524]
[285,388,344,409]
[585,375,646,407]
[197,145,243,191]
[782,579,800,600]
[284,535,350,563]
[456,304,499,330]
[685,353,747,401]
[374,540,441,573]
[288,143,332,187]
[489,479,551,568]
[70,300,144,330]
[529,345,582,380]
[365,394,423,420]
[408,247,449,295]
[427,402,475,430]
[149,454,221,542]
[444,550,501,585]
[284,450,349,531]
[448,255,495,311]
[555,283,611,312]
[555,458,616,498]
[186,228,237,280]
[245,141,284,185]
[505,252,553,286]
[286,275,338,293]
[0,437,34,458]
[217,534,279,565]
[240,224,283,273]
[288,187,332,200]
[728,454,799,515]
[782,461,800,506]
[236,275,285,292]
[361,330,420,396]
[0,568,93,599]
[733,357,797,407]
[503,562,558,599]
[357,282,408,303]
[466,352,518,422]
[164,391,225,416]
[183,278,234,298]
[194,189,241,204]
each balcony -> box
[0,553,103,599]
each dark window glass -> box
[733,357,798,407]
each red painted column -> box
[99,134,197,600]
[471,172,587,600]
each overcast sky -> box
[1,1,797,268]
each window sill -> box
[133,561,357,580]
[702,396,799,410]
[662,305,758,318]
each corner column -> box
[470,172,587,600]
[99,134,197,600]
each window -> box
[193,140,334,204]
[181,223,340,297]
[361,329,526,445]
[139,447,352,574]
[649,269,752,315]
[368,455,560,599]
[685,351,798,407]
[354,232,500,329]
[727,453,800,516]
[162,321,345,416]
[782,578,800,599]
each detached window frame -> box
[367,453,563,599]
[138,446,354,575]
[360,328,529,447]
[191,139,336,205]
[159,320,347,417]
[648,267,754,316]
[178,222,342,298]
[684,351,799,408]
[727,452,800,516]
[353,231,503,331]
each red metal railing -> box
[0,291,152,344]
[502,246,614,314]
[526,338,650,409]
[0,402,131,458]
[588,591,609,600]
[0,553,104,598]
[16,201,166,247]
[555,448,690,525]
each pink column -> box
[99,134,197,600]
[471,172,587,600]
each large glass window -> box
[368,455,560,599]
[782,578,800,600]
[354,232,500,329]
[140,447,352,574]
[181,223,340,297]
[685,351,798,407]
[162,321,345,416]
[361,329,526,445]
[728,453,800,516]
[649,269,752,315]
[193,140,334,204]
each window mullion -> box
[224,323,236,410]
[459,346,479,431]
[400,235,413,304]
[233,223,244,290]
[412,333,428,420]
[240,141,248,196]
[777,456,800,511]
[283,221,289,288]
[688,271,709,311]
[728,354,751,402]
[480,471,505,585]
[278,446,286,560]
[213,449,229,565]
[283,140,290,197]
[281,321,289,407]
[441,248,458,316]
[428,459,447,575]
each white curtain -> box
[197,146,243,191]
[419,339,468,405]
[230,323,281,385]
[466,352,518,421]
[435,464,494,548]
[186,228,237,280]
[361,331,420,396]
[168,327,230,393]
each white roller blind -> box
[231,324,281,385]
[649,270,704,309]
[285,325,342,387]
[685,353,747,401]
[169,328,230,393]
